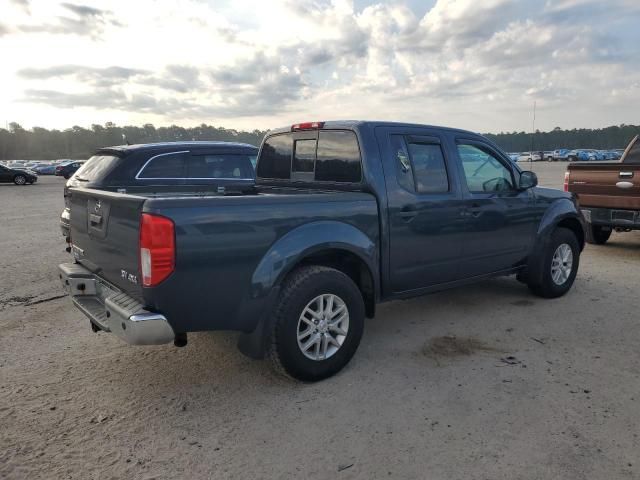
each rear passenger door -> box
[377,127,466,293]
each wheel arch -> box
[535,198,585,251]
[526,199,585,286]
[238,221,379,359]
[250,221,379,314]
[557,217,585,251]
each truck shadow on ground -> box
[112,274,548,394]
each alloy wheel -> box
[296,293,349,361]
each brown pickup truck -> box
[566,135,640,244]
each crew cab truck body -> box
[566,134,640,244]
[60,121,585,381]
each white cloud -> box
[1,0,639,132]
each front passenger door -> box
[455,140,537,277]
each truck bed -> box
[67,186,379,333]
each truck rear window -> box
[258,135,292,179]
[258,130,362,183]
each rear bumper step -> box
[581,207,640,229]
[58,262,175,345]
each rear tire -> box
[528,228,580,298]
[585,225,611,245]
[13,175,27,185]
[268,265,365,382]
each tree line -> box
[484,124,640,153]
[1,122,638,160]
[0,122,268,160]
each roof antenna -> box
[122,133,131,146]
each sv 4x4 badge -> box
[121,269,138,285]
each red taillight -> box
[139,213,175,287]
[563,171,570,192]
[292,121,324,131]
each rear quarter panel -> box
[143,192,379,333]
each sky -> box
[1,0,639,133]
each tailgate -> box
[68,187,146,298]
[568,163,640,210]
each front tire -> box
[13,175,27,185]
[585,225,611,245]
[528,228,580,298]
[268,266,365,382]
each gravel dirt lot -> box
[1,164,639,479]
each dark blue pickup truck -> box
[59,121,585,381]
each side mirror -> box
[519,171,538,190]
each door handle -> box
[399,207,418,222]
[467,203,482,218]
[619,171,634,178]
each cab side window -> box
[457,144,514,193]
[391,135,449,193]
[391,135,414,192]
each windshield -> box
[73,155,120,182]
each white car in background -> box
[517,152,543,162]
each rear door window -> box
[391,135,414,192]
[406,141,449,193]
[137,152,187,179]
[391,135,449,193]
[186,154,255,179]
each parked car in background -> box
[507,153,521,162]
[55,160,85,179]
[543,151,555,161]
[8,160,29,169]
[566,135,640,244]
[601,150,621,161]
[33,163,57,175]
[585,150,605,161]
[553,149,570,161]
[0,163,38,185]
[60,141,258,239]
[518,152,543,162]
[567,150,591,162]
[59,120,585,381]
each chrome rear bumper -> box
[58,262,175,345]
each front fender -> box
[250,220,378,298]
[527,197,584,285]
[535,197,582,240]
